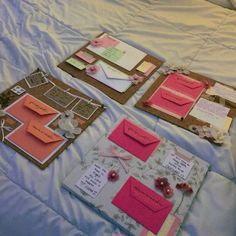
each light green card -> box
[101,47,123,63]
[66,57,86,70]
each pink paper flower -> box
[162,185,174,198]
[129,74,144,85]
[90,38,103,47]
[155,177,169,191]
[85,65,99,75]
[108,170,119,182]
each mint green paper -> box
[101,47,123,63]
[66,57,86,70]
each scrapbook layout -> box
[63,117,209,236]
[0,69,105,169]
[135,67,236,145]
[58,33,163,104]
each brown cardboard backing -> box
[135,71,236,144]
[58,33,163,104]
[0,69,105,169]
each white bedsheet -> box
[0,1,235,235]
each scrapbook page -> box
[135,67,236,145]
[63,117,209,236]
[0,69,105,169]
[58,33,163,104]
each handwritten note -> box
[190,98,230,130]
[76,163,108,198]
[162,150,194,179]
[207,82,236,104]
[45,86,76,108]
[101,47,123,63]
[72,99,98,120]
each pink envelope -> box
[112,176,173,234]
[162,73,205,99]
[149,87,194,119]
[108,118,160,162]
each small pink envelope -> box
[108,118,160,161]
[149,87,194,119]
[112,176,173,234]
[162,73,205,99]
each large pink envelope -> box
[108,118,160,161]
[162,73,205,99]
[148,87,194,119]
[112,176,173,234]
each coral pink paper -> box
[162,73,205,99]
[108,118,160,161]
[112,176,173,234]
[5,94,65,163]
[148,87,194,119]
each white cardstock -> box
[162,150,194,179]
[76,163,108,198]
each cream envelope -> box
[88,60,132,93]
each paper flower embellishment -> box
[90,38,103,47]
[56,110,82,139]
[189,125,226,145]
[85,65,99,75]
[160,64,190,75]
[155,177,174,198]
[174,182,193,214]
[129,74,144,85]
[176,183,193,195]
[108,170,119,182]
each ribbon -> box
[0,119,13,142]
[99,145,132,173]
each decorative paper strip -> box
[58,32,163,104]
[0,69,105,169]
[63,117,210,236]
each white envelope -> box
[88,60,132,93]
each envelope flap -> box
[161,90,192,105]
[176,74,203,89]
[27,120,63,143]
[123,119,159,145]
[24,96,57,115]
[130,177,170,212]
[99,62,129,81]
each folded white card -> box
[88,60,132,93]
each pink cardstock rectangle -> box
[112,176,173,234]
[108,118,161,162]
[148,87,194,119]
[162,73,205,99]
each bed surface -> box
[0,0,236,235]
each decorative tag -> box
[25,71,48,88]
[72,99,98,120]
[75,163,108,198]
[44,86,76,108]
[66,57,86,70]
